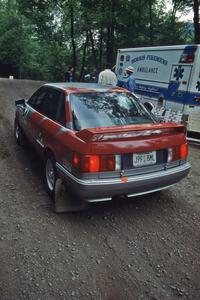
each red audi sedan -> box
[14,83,191,208]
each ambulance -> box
[116,45,200,132]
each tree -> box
[0,10,28,77]
[169,0,199,43]
[0,0,197,81]
[193,0,200,43]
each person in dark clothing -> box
[65,67,75,82]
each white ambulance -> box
[116,45,200,132]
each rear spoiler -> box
[76,123,186,143]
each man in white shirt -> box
[98,63,117,86]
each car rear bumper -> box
[56,162,191,202]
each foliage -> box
[0,0,197,80]
[0,11,25,67]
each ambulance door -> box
[169,65,192,112]
[170,65,192,92]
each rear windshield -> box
[70,92,155,130]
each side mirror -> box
[15,99,25,107]
[144,101,154,112]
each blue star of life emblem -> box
[196,81,200,91]
[173,66,184,81]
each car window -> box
[28,87,66,125]
[70,92,155,131]
[27,87,47,109]
[38,89,63,121]
[56,93,66,126]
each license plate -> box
[133,151,156,167]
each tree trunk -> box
[99,24,103,71]
[106,26,111,64]
[149,0,153,45]
[193,0,200,44]
[79,31,89,81]
[171,0,178,21]
[69,1,76,77]
[106,0,115,65]
[89,29,98,70]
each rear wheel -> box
[45,152,90,212]
[45,153,57,199]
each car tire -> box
[45,152,57,199]
[14,118,25,146]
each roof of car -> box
[44,82,126,93]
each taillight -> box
[73,153,99,172]
[187,54,194,63]
[179,54,195,63]
[167,143,188,162]
[172,146,180,161]
[100,155,115,172]
[72,153,120,172]
[194,96,200,102]
[180,143,188,159]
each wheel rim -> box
[46,159,55,191]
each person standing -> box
[98,63,117,86]
[123,66,136,92]
[65,67,75,82]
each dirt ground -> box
[0,79,199,300]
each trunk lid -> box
[75,123,186,156]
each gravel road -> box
[0,79,199,300]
